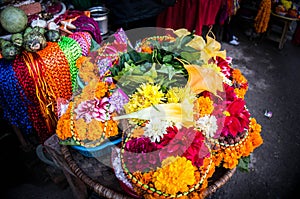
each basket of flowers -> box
[57,27,263,198]
[105,27,263,198]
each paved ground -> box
[1,21,300,199]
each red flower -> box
[223,98,250,137]
[215,56,233,78]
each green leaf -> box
[180,51,201,63]
[156,64,182,80]
[144,63,158,78]
[162,54,173,63]
[59,138,80,146]
[237,155,250,172]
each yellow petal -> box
[184,64,224,95]
[186,35,206,51]
[173,28,191,37]
[201,35,226,62]
[113,100,194,127]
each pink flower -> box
[123,137,160,172]
[92,97,110,121]
[74,97,110,123]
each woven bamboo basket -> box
[61,145,236,199]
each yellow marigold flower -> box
[95,81,109,99]
[232,69,247,84]
[74,118,88,141]
[234,88,247,99]
[87,119,104,140]
[152,156,196,195]
[195,96,214,117]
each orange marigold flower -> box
[223,148,239,169]
[56,103,72,140]
[212,151,224,167]
[141,45,153,53]
[95,81,109,99]
[242,139,254,157]
[249,118,262,134]
[232,69,247,84]
[105,120,119,138]
[234,88,247,99]
[251,132,263,148]
[76,56,87,69]
[195,96,214,117]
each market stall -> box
[0,1,263,199]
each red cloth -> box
[156,0,223,35]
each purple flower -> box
[109,89,129,113]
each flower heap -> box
[55,29,130,147]
[107,28,263,198]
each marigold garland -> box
[254,0,272,33]
[212,117,263,169]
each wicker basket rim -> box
[61,145,236,199]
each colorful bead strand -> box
[69,32,92,56]
[0,59,33,134]
[58,36,82,92]
[12,54,54,143]
[37,42,73,101]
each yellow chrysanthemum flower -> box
[166,87,196,104]
[124,83,164,114]
[152,156,196,195]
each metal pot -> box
[89,6,109,35]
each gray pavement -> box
[1,24,300,199]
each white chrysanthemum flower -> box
[221,73,233,86]
[143,118,172,142]
[196,115,218,138]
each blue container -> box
[71,137,122,157]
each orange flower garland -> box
[254,0,272,33]
[212,117,263,169]
[232,69,248,99]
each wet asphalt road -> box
[207,29,300,199]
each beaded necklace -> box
[37,42,73,101]
[12,54,54,142]
[69,32,92,56]
[0,59,33,134]
[58,36,82,93]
